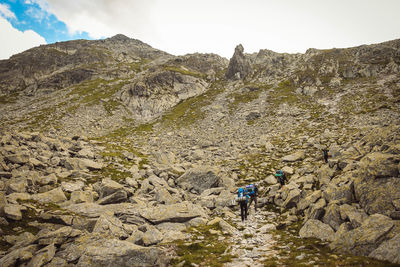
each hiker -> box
[237,187,249,222]
[246,183,258,213]
[322,148,329,163]
[275,170,286,186]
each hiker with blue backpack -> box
[246,183,258,213]
[237,187,249,222]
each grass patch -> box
[228,83,272,113]
[163,65,207,79]
[169,223,235,267]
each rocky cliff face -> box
[0,36,400,266]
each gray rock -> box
[5,153,30,164]
[323,182,354,204]
[282,151,305,162]
[92,214,129,240]
[32,187,67,204]
[97,190,127,205]
[297,190,321,211]
[61,180,85,192]
[36,226,82,245]
[28,243,56,267]
[176,166,221,194]
[37,174,58,186]
[369,234,400,264]
[4,204,23,220]
[264,175,277,185]
[283,188,301,209]
[322,202,343,231]
[70,191,94,204]
[0,244,38,267]
[299,219,335,242]
[63,158,103,171]
[76,238,168,267]
[305,198,326,221]
[330,214,394,256]
[99,178,124,198]
[339,204,368,228]
[142,227,164,246]
[139,201,206,224]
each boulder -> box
[4,204,23,220]
[322,202,343,231]
[139,201,206,224]
[339,204,368,228]
[297,190,321,211]
[28,243,56,267]
[61,180,85,192]
[330,214,394,256]
[97,190,127,205]
[32,187,67,204]
[299,219,335,242]
[282,151,305,162]
[0,244,39,267]
[359,153,399,178]
[259,224,276,234]
[5,153,30,164]
[63,158,103,171]
[37,174,58,186]
[99,178,124,198]
[305,198,326,221]
[155,187,178,205]
[354,174,400,218]
[76,238,168,267]
[92,214,129,240]
[323,182,354,204]
[176,166,221,194]
[369,234,400,264]
[265,175,277,185]
[36,226,82,245]
[283,188,301,209]
[142,227,164,246]
[316,165,335,187]
[70,191,94,204]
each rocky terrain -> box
[0,34,400,266]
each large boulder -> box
[92,214,129,240]
[369,234,400,264]
[98,178,124,198]
[281,151,305,162]
[139,201,206,224]
[225,44,251,80]
[322,202,343,231]
[299,219,335,242]
[359,153,399,178]
[76,238,168,267]
[330,214,394,256]
[32,187,67,204]
[283,188,301,209]
[176,166,221,194]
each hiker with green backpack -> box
[275,170,286,187]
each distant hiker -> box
[236,187,249,222]
[275,170,286,186]
[322,148,329,163]
[246,183,258,213]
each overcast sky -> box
[1,0,400,60]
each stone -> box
[339,204,368,228]
[28,243,56,267]
[36,226,82,245]
[139,201,206,224]
[142,227,164,246]
[264,142,274,152]
[0,244,38,267]
[4,204,23,220]
[70,191,94,204]
[92,214,129,240]
[282,151,305,162]
[323,182,354,204]
[176,166,221,194]
[61,180,85,192]
[76,238,168,267]
[259,224,276,234]
[155,187,178,205]
[297,190,322,211]
[316,164,335,187]
[32,187,67,204]
[369,234,400,264]
[5,153,30,164]
[99,178,124,198]
[0,171,12,178]
[283,188,301,209]
[37,174,57,186]
[330,214,394,256]
[299,219,335,242]
[218,219,236,235]
[97,190,127,205]
[282,166,294,175]
[359,152,399,178]
[63,158,103,171]
[265,175,277,185]
[305,198,326,220]
[322,202,343,231]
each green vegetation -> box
[169,223,235,267]
[0,92,19,105]
[163,65,207,79]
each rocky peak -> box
[225,44,252,80]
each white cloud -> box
[30,0,400,58]
[0,3,16,19]
[0,17,46,59]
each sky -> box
[1,0,400,60]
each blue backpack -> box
[246,184,255,196]
[237,188,248,203]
